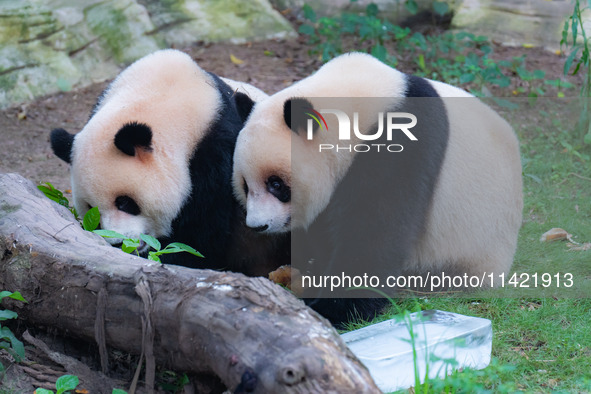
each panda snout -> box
[249,224,269,232]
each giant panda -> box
[50,49,288,275]
[232,52,523,326]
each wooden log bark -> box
[0,173,379,393]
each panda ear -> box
[234,92,255,124]
[283,97,319,135]
[50,128,75,164]
[114,122,153,156]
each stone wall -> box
[0,0,294,109]
[452,0,577,51]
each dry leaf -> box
[230,53,244,65]
[539,228,569,242]
[567,242,591,251]
[268,265,302,295]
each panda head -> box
[233,95,343,234]
[50,49,227,251]
[233,53,411,235]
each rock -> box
[273,0,449,22]
[452,0,579,51]
[540,228,570,242]
[0,0,294,109]
[140,0,294,45]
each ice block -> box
[341,309,492,393]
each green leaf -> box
[93,229,126,239]
[564,47,579,75]
[34,389,54,394]
[455,31,474,41]
[165,243,205,258]
[56,374,79,394]
[0,326,25,361]
[121,244,137,254]
[405,0,418,14]
[155,247,184,255]
[82,207,100,231]
[371,43,387,61]
[416,54,426,71]
[0,310,18,321]
[584,131,591,145]
[298,24,315,36]
[366,3,379,17]
[460,73,475,83]
[147,253,161,263]
[561,19,569,46]
[524,173,543,184]
[572,12,579,44]
[544,78,560,87]
[492,98,520,110]
[532,69,546,79]
[302,4,316,22]
[0,291,26,303]
[37,183,70,209]
[121,239,140,254]
[140,234,161,252]
[112,390,128,394]
[432,1,449,16]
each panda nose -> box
[250,224,269,232]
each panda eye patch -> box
[115,195,141,216]
[266,176,290,203]
[243,178,249,195]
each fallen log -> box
[0,173,379,393]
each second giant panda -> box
[232,52,523,325]
[50,49,288,275]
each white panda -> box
[50,49,289,275]
[232,52,523,325]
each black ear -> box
[114,122,153,156]
[50,128,75,164]
[283,97,319,135]
[234,92,255,124]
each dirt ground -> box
[0,30,581,392]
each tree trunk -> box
[0,173,379,393]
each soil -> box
[0,27,582,393]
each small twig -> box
[568,172,591,182]
[51,222,76,240]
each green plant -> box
[38,183,79,220]
[35,375,79,394]
[157,370,190,392]
[561,0,591,144]
[38,183,204,262]
[299,1,568,99]
[35,374,127,394]
[0,291,27,379]
[95,230,203,262]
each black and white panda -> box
[232,52,523,325]
[50,49,288,275]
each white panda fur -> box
[50,49,288,275]
[232,52,523,325]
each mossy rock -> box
[452,0,583,51]
[0,0,294,109]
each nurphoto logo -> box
[304,108,418,152]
